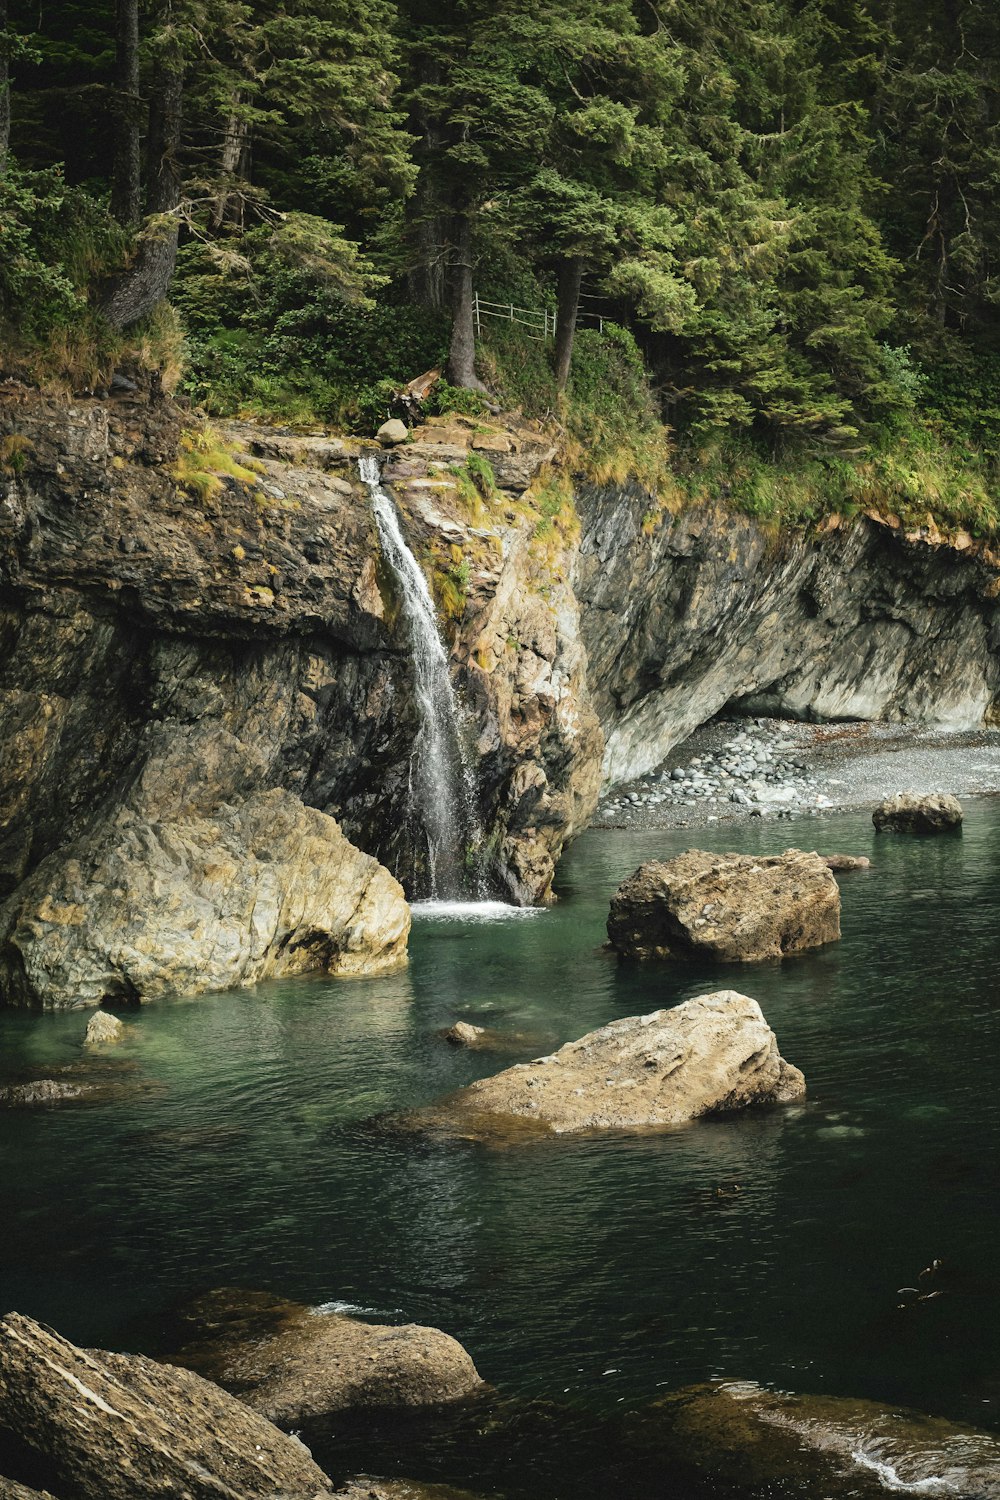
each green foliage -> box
[478,316,670,489]
[424,382,489,418]
[174,236,448,427]
[0,165,125,351]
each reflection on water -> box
[2,803,1000,1496]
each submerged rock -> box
[0,1481,61,1500]
[607,848,840,962]
[84,1010,124,1045]
[873,791,963,833]
[337,1483,484,1500]
[0,1311,335,1500]
[821,853,871,871]
[637,1380,1000,1497]
[406,992,804,1140]
[0,1079,87,1107]
[0,789,409,1009]
[171,1288,484,1425]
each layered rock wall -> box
[576,480,1000,784]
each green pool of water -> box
[2,804,999,1496]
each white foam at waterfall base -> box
[358,454,483,900]
[411,899,544,923]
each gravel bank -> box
[593,718,1000,832]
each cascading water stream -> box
[359,454,483,900]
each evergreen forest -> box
[2,0,1000,526]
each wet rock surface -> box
[170,1289,484,1425]
[821,853,871,871]
[406,992,804,1140]
[607,849,840,962]
[0,1079,87,1107]
[873,790,963,833]
[637,1380,1000,1497]
[0,1311,336,1499]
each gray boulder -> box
[0,789,409,1009]
[873,792,963,834]
[375,419,408,446]
[408,992,804,1140]
[607,848,840,962]
[0,1311,335,1500]
[170,1288,484,1426]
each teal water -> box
[2,804,999,1496]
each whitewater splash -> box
[359,454,482,899]
[411,900,543,923]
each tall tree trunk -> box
[209,107,249,231]
[0,0,11,178]
[101,55,184,330]
[111,0,142,225]
[408,205,448,310]
[445,212,487,391]
[553,256,583,392]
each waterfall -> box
[359,454,482,899]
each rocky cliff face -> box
[0,387,600,1005]
[2,383,999,1006]
[576,479,1000,784]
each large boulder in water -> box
[0,788,409,1008]
[170,1288,484,1425]
[873,791,963,834]
[0,1311,335,1499]
[607,848,840,962]
[635,1380,1000,1497]
[407,992,804,1140]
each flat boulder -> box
[0,789,409,1009]
[407,992,804,1140]
[607,848,840,962]
[170,1288,484,1426]
[0,1311,334,1500]
[873,791,963,834]
[636,1380,1000,1497]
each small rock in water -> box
[85,1010,125,1045]
[445,1021,486,1047]
[822,854,871,872]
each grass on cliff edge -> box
[674,430,1000,539]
